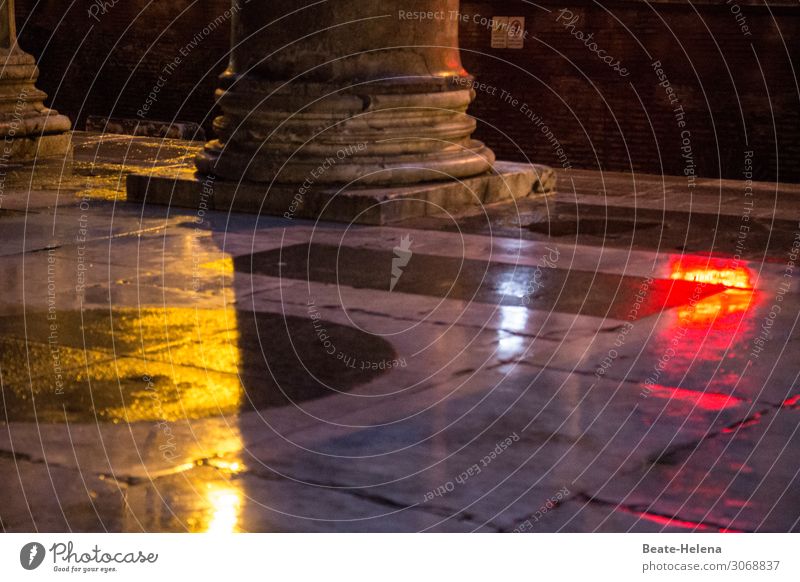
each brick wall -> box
[459,0,800,183]
[15,0,230,138]
[15,0,800,182]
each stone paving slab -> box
[1,132,799,532]
[583,408,800,532]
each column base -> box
[0,51,72,163]
[126,161,556,225]
[0,131,71,163]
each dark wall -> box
[459,0,800,183]
[15,0,230,136]
[15,0,800,183]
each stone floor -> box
[0,132,798,532]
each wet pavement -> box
[0,132,798,532]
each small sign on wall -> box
[507,17,525,49]
[490,16,509,48]
[490,16,526,49]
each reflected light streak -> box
[642,258,760,393]
[101,308,243,422]
[497,305,529,357]
[187,438,246,533]
[200,257,235,276]
[669,257,753,289]
[205,485,243,534]
[498,278,531,301]
[646,384,744,411]
[621,507,742,533]
[677,289,756,329]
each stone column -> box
[196,0,495,186]
[0,0,70,161]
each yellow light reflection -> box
[0,306,245,423]
[195,449,247,533]
[677,289,755,327]
[200,257,235,276]
[208,459,243,473]
[205,485,243,534]
[669,257,753,289]
[121,422,247,533]
[100,308,243,422]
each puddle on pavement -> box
[0,308,395,423]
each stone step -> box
[126,161,555,225]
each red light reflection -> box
[670,257,757,329]
[782,394,800,408]
[676,289,756,329]
[629,259,763,531]
[639,257,761,398]
[617,506,743,533]
[647,385,744,411]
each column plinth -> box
[0,0,71,161]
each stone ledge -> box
[0,133,72,163]
[126,161,555,225]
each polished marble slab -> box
[0,133,798,532]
